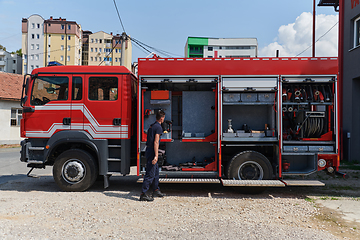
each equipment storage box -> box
[223,93,241,102]
[308,146,334,152]
[258,93,275,102]
[283,146,308,152]
[241,93,258,102]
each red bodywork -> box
[21,66,137,140]
[138,57,340,177]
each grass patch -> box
[320,197,329,200]
[329,185,355,191]
[331,197,339,200]
[305,197,315,203]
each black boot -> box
[140,193,154,201]
[152,189,165,198]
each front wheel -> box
[53,149,98,192]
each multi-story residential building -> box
[43,16,82,66]
[22,14,44,74]
[22,15,82,74]
[81,30,92,66]
[85,31,132,70]
[185,37,258,58]
[0,50,22,74]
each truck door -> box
[70,75,85,130]
[83,74,123,139]
[25,74,71,138]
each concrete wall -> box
[0,100,23,145]
[342,2,360,161]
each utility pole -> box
[120,32,127,66]
[312,0,316,57]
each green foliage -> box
[0,44,6,51]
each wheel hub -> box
[62,160,85,184]
[238,161,264,180]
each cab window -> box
[30,76,69,105]
[88,77,118,101]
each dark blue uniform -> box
[142,121,162,194]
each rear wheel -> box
[227,151,273,194]
[53,149,98,192]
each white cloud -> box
[259,12,338,57]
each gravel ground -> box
[0,174,342,240]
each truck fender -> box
[44,130,108,174]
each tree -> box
[11,49,22,57]
[0,44,6,51]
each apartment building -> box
[83,31,132,70]
[22,15,82,74]
[22,14,44,74]
[185,37,258,58]
[0,50,22,74]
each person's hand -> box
[152,157,158,165]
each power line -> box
[113,0,126,33]
[295,21,338,57]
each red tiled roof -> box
[0,72,23,101]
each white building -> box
[185,37,258,58]
[0,50,22,74]
[22,14,45,74]
[0,72,23,144]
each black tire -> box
[227,151,273,194]
[53,149,98,192]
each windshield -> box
[30,76,69,105]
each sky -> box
[0,0,339,61]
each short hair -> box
[156,110,165,120]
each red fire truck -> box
[20,57,340,192]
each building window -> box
[31,44,34,50]
[13,60,16,64]
[95,57,97,61]
[91,38,94,43]
[36,65,39,68]
[99,39,102,43]
[99,48,102,52]
[30,55,34,60]
[31,23,35,29]
[67,56,70,61]
[115,58,118,62]
[68,25,71,30]
[31,65,34,70]
[95,48,97,52]
[91,48,93,52]
[91,57,93,61]
[37,34,40,39]
[32,34,34,39]
[207,56,213,58]
[10,108,22,126]
[68,45,71,51]
[37,23,40,28]
[61,45,64,50]
[115,49,118,53]
[61,56,64,61]
[354,16,360,48]
[61,24,64,30]
[68,36,71,40]
[61,35,64,40]
[35,55,39,60]
[208,46,213,51]
[36,44,39,50]
[95,39,98,43]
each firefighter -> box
[140,110,166,201]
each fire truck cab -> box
[20,57,340,192]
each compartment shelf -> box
[223,102,274,105]
[222,137,278,142]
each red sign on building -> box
[352,0,359,9]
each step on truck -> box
[20,57,341,192]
